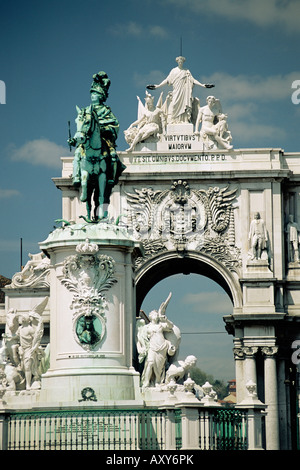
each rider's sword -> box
[68,120,72,152]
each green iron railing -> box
[7,408,169,451]
[6,407,248,451]
[198,408,248,450]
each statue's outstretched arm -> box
[147,78,168,90]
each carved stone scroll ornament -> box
[61,239,117,351]
[8,252,50,289]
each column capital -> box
[261,346,278,357]
[233,347,245,360]
[242,346,259,358]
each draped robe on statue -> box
[166,66,195,123]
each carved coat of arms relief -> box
[125,180,241,273]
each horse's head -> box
[74,105,93,144]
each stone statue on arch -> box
[136,292,197,390]
[147,55,214,125]
[286,214,300,263]
[248,212,269,261]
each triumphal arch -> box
[1,62,300,451]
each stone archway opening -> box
[137,268,236,385]
[135,252,241,313]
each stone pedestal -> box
[38,222,143,405]
[157,123,199,152]
[244,259,272,278]
[286,262,300,280]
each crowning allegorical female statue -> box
[147,56,214,124]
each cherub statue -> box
[165,355,197,384]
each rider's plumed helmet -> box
[90,71,111,99]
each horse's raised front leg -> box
[80,170,89,202]
[98,170,108,219]
[93,183,99,221]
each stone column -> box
[233,347,245,403]
[243,346,258,388]
[262,346,280,450]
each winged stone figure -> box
[136,292,181,388]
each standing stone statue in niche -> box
[248,212,268,260]
[68,71,126,221]
[147,56,214,124]
[286,214,300,263]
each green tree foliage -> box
[190,367,228,399]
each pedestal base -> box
[141,386,201,407]
[287,262,300,280]
[40,367,142,404]
[245,259,272,278]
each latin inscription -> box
[165,133,195,150]
[132,153,227,164]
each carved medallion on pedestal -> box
[61,239,117,351]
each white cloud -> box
[108,21,169,38]
[201,71,300,103]
[0,188,20,199]
[133,70,167,88]
[148,25,169,39]
[165,0,300,33]
[9,139,67,169]
[182,291,232,314]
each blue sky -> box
[1,0,300,381]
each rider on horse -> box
[69,71,126,220]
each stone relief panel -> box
[0,297,49,393]
[61,239,117,351]
[125,180,241,274]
